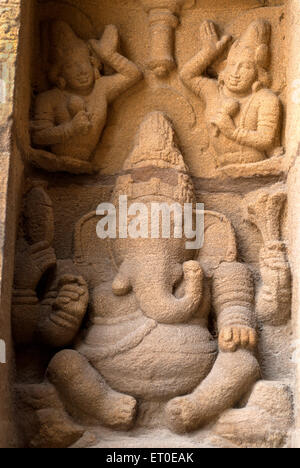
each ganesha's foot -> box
[47,349,137,430]
[99,391,137,430]
[166,349,260,434]
[165,395,203,434]
[213,380,293,448]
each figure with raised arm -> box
[31,21,143,174]
[180,19,281,168]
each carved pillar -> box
[287,0,300,449]
[140,0,187,76]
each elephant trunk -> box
[113,259,203,324]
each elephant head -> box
[109,112,203,324]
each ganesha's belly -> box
[77,317,217,400]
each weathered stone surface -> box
[0,0,22,449]
[0,0,299,449]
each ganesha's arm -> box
[212,261,257,352]
[12,240,57,345]
[37,275,89,348]
[31,94,74,146]
[232,94,280,152]
[256,241,291,326]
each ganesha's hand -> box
[89,24,119,62]
[219,326,257,352]
[50,275,89,330]
[260,242,289,272]
[259,243,291,298]
[256,242,291,326]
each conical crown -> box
[123,112,188,173]
[228,19,271,69]
[114,112,195,205]
[49,20,89,65]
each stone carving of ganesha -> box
[15,112,292,448]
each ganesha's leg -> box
[47,349,137,430]
[165,349,260,434]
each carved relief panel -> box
[11,0,295,449]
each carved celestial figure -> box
[30,21,143,174]
[180,19,282,168]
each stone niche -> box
[1,0,300,448]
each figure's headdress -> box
[123,111,188,172]
[114,112,196,205]
[47,20,100,86]
[49,20,89,64]
[228,19,271,68]
[223,19,272,90]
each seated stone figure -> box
[30,21,142,174]
[180,19,282,168]
[14,113,260,447]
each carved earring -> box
[252,81,262,93]
[94,67,101,80]
[57,76,66,90]
[218,71,225,87]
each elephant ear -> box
[73,209,237,284]
[73,211,115,288]
[196,210,237,277]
